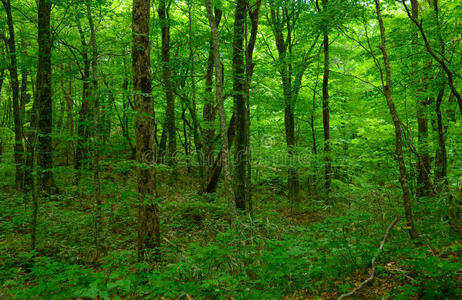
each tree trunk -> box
[2,0,24,191]
[205,0,237,224]
[203,8,222,182]
[232,0,247,210]
[60,65,74,166]
[434,88,447,189]
[270,6,301,203]
[244,0,262,217]
[75,20,91,178]
[203,112,235,194]
[411,0,432,197]
[320,0,331,199]
[36,0,57,195]
[158,0,176,164]
[375,0,417,239]
[85,0,107,256]
[133,0,160,260]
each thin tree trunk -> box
[86,0,106,256]
[158,0,176,164]
[75,20,91,179]
[232,0,247,210]
[2,0,24,191]
[270,6,301,203]
[434,88,447,189]
[204,0,237,224]
[187,0,204,187]
[202,8,222,182]
[133,0,160,260]
[411,0,432,197]
[244,0,262,217]
[320,0,331,199]
[401,0,462,115]
[375,0,417,239]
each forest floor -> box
[0,162,461,299]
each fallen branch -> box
[337,216,399,300]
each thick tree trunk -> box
[133,0,160,260]
[232,0,247,210]
[205,0,237,224]
[2,0,24,191]
[375,0,417,239]
[36,0,57,195]
[158,0,176,164]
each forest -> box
[0,0,461,298]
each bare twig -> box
[337,216,399,300]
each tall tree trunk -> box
[434,88,447,189]
[86,0,106,256]
[205,0,237,224]
[187,0,204,187]
[2,0,24,191]
[232,0,247,210]
[319,0,331,198]
[74,20,91,179]
[60,65,74,166]
[36,0,57,195]
[244,0,262,217]
[375,0,417,239]
[411,0,432,197]
[133,0,160,260]
[158,0,176,164]
[203,8,222,182]
[270,6,301,204]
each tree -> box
[204,0,238,224]
[86,0,106,256]
[375,0,417,239]
[268,0,317,203]
[158,0,176,164]
[232,0,247,210]
[36,0,57,195]
[317,0,331,198]
[1,0,24,191]
[132,0,161,259]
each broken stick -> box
[337,216,400,300]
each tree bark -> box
[133,0,161,260]
[320,0,331,198]
[2,0,24,191]
[202,8,222,183]
[158,0,176,164]
[86,0,106,256]
[74,19,91,177]
[244,0,262,217]
[375,0,417,239]
[205,0,237,224]
[411,0,432,197]
[232,0,247,210]
[269,6,307,203]
[36,0,58,195]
